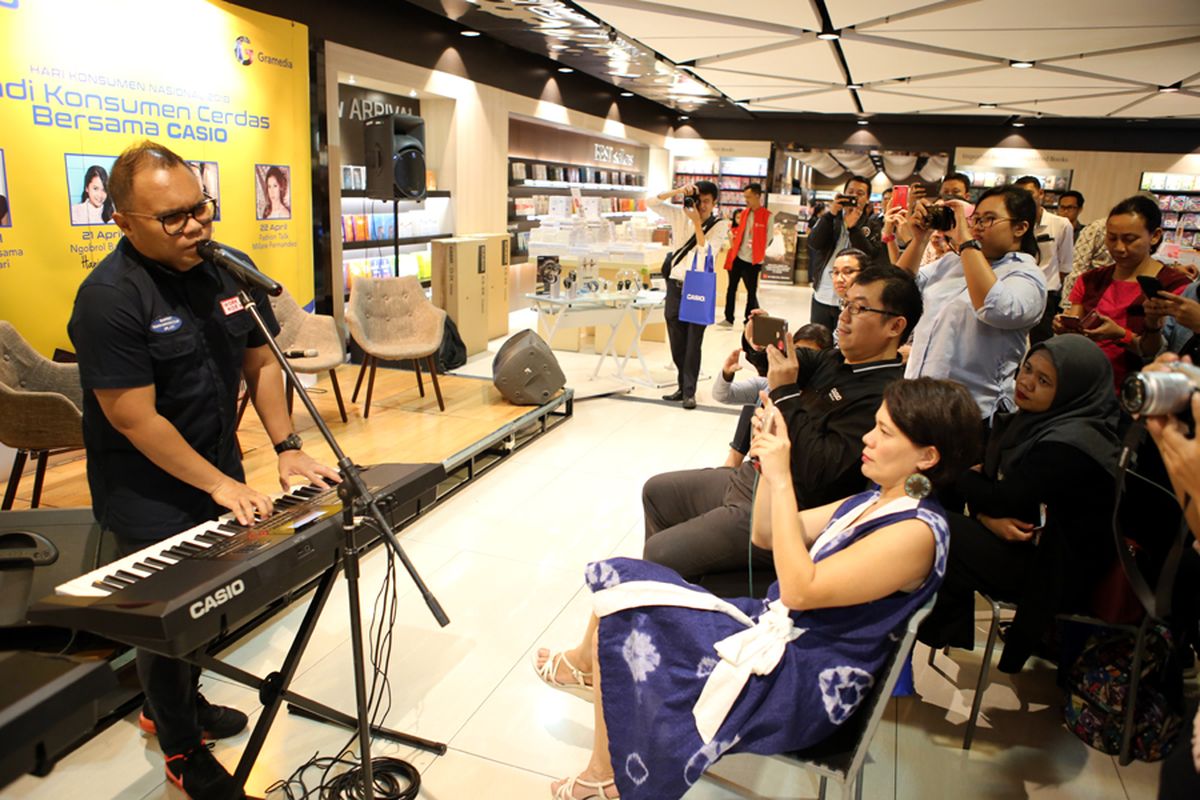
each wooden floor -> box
[1,364,545,510]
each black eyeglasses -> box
[841,301,898,318]
[123,196,218,235]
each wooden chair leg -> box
[413,357,425,397]
[30,450,49,508]
[352,357,370,402]
[329,368,348,423]
[2,449,28,510]
[426,355,445,411]
[236,388,251,427]
[363,356,378,419]
[286,377,295,417]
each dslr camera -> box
[1120,362,1200,416]
[924,204,956,232]
[835,194,858,208]
[682,194,695,209]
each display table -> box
[525,290,666,385]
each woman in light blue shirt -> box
[896,186,1046,420]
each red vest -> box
[724,206,770,270]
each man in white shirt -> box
[648,181,731,409]
[1014,176,1074,345]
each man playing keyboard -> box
[68,140,340,800]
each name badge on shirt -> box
[219,296,244,316]
[149,315,182,334]
[1036,234,1053,243]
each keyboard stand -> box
[189,556,445,788]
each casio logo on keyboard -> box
[189,580,246,620]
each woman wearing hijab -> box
[918,334,1122,673]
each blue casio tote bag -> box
[679,246,716,326]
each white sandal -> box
[550,775,619,799]
[532,649,594,702]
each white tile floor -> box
[4,281,1164,799]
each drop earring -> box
[904,473,932,500]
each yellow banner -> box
[0,0,312,356]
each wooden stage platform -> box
[0,364,573,510]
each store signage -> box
[594,143,635,167]
[955,147,1076,169]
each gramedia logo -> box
[234,35,253,66]
[0,1,20,9]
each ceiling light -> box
[620,91,634,97]
[1009,60,1034,69]
[409,89,418,98]
[817,25,840,41]
[856,119,869,126]
[347,75,356,85]
[979,102,997,109]
[1159,83,1182,93]
[1012,120,1026,127]
[557,67,574,74]
[679,115,690,121]
[460,30,481,38]
[847,83,862,90]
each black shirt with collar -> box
[68,237,280,541]
[732,345,903,508]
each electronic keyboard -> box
[26,463,444,657]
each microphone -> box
[197,240,283,297]
[284,349,319,358]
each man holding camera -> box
[807,175,885,330]
[649,181,730,409]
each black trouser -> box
[917,513,1033,650]
[724,257,761,323]
[114,532,204,756]
[809,296,841,331]
[664,278,706,400]
[642,466,775,597]
[1029,289,1061,346]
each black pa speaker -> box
[492,331,566,405]
[0,508,114,628]
[364,113,426,201]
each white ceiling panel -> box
[750,89,859,114]
[1045,40,1200,86]
[828,0,940,29]
[888,66,1136,91]
[574,2,788,41]
[856,0,1200,31]
[865,26,1200,64]
[702,41,842,82]
[628,0,820,29]
[839,39,994,84]
[640,35,793,63]
[877,85,1142,107]
[1007,92,1151,117]
[858,90,974,114]
[694,68,829,91]
[1108,92,1200,117]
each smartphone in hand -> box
[751,315,788,350]
[890,185,909,211]
[1058,315,1083,332]
[1136,274,1165,299]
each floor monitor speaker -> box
[492,330,565,405]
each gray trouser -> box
[641,467,775,597]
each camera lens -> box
[683,196,695,209]
[1120,371,1194,416]
[926,205,956,232]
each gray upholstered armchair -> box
[0,321,85,509]
[268,287,349,423]
[345,276,447,418]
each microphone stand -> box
[227,284,449,799]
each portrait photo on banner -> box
[187,160,222,222]
[0,149,10,227]
[255,163,291,221]
[64,153,118,227]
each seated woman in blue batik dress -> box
[533,378,982,800]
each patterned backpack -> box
[1063,624,1183,762]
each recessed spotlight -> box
[856,119,869,126]
[1159,83,1181,93]
[679,115,690,121]
[460,30,481,38]
[620,91,634,97]
[347,75,356,85]
[979,102,998,109]
[557,67,574,74]
[1012,120,1026,127]
[817,25,840,41]
[847,83,862,90]
[409,89,418,98]
[1009,60,1034,69]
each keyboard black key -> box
[106,574,136,587]
[146,556,173,568]
[177,542,205,555]
[114,570,143,583]
[164,546,191,559]
[196,532,224,544]
[218,523,243,533]
[135,561,164,572]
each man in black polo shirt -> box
[68,141,339,800]
[641,266,921,595]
